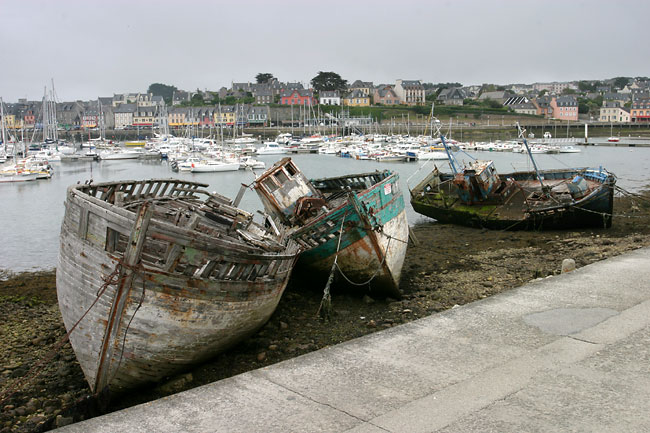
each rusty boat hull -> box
[253,159,408,298]
[411,166,616,230]
[293,173,408,298]
[57,179,299,393]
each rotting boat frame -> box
[252,158,408,298]
[57,178,299,393]
[410,134,616,230]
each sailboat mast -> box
[1,98,7,153]
[440,135,459,175]
[51,79,59,142]
[517,123,546,192]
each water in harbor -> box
[1,146,649,272]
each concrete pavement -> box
[56,246,650,432]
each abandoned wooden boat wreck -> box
[57,178,299,393]
[410,136,616,230]
[252,158,408,298]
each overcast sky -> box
[1,0,648,102]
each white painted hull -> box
[190,162,240,172]
[418,151,449,160]
[0,173,39,183]
[99,152,141,160]
[257,148,288,155]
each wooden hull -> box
[294,173,409,298]
[57,179,298,393]
[252,159,408,297]
[411,167,616,230]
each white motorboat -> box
[98,148,142,160]
[239,156,266,170]
[0,171,39,183]
[256,143,288,155]
[275,133,292,144]
[190,159,241,173]
[559,145,582,153]
[417,150,449,160]
[175,156,203,172]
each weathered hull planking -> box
[296,174,408,297]
[253,158,408,298]
[411,166,616,230]
[57,179,299,393]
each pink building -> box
[550,96,578,121]
[373,87,400,105]
[280,89,316,106]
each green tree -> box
[613,77,630,89]
[191,93,205,105]
[578,81,595,92]
[562,88,577,95]
[310,71,347,92]
[480,84,497,94]
[224,96,236,105]
[256,73,274,84]
[148,83,177,105]
[486,99,502,109]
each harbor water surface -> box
[1,146,650,272]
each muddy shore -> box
[2,190,650,432]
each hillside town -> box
[1,75,649,131]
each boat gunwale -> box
[66,183,298,261]
[290,171,402,236]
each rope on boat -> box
[317,213,406,319]
[406,158,436,187]
[0,262,124,405]
[495,185,650,233]
[334,235,392,287]
[615,185,650,205]
[107,262,146,388]
[317,212,347,320]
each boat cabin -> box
[453,160,503,203]
[253,157,324,225]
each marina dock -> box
[55,246,650,432]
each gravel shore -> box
[2,190,650,432]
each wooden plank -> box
[163,213,201,272]
[78,208,89,239]
[94,202,153,393]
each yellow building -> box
[2,114,17,129]
[168,108,188,127]
[214,106,236,125]
[343,90,370,107]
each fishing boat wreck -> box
[252,158,408,298]
[57,178,299,393]
[411,135,616,230]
